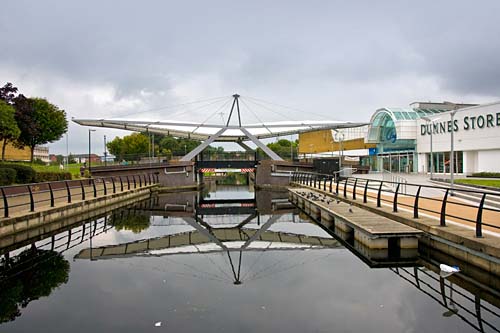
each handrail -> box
[0,173,159,218]
[291,171,500,238]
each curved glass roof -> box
[370,107,449,123]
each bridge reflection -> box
[0,192,498,330]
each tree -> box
[68,153,76,164]
[0,248,70,323]
[257,138,298,160]
[0,82,18,104]
[14,97,68,162]
[0,100,21,160]
[107,133,149,161]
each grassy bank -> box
[455,179,500,188]
[11,162,83,179]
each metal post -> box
[65,180,72,203]
[430,124,434,179]
[393,183,400,212]
[92,178,97,197]
[1,187,9,217]
[27,185,35,211]
[476,193,486,238]
[329,177,333,193]
[104,135,107,167]
[440,189,449,226]
[363,180,369,203]
[48,183,55,207]
[88,129,95,177]
[80,180,86,200]
[112,177,116,193]
[413,186,421,218]
[450,110,457,195]
[103,178,107,195]
[127,176,130,190]
[343,178,348,198]
[377,182,383,207]
[352,178,357,200]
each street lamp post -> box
[333,130,345,174]
[88,129,95,177]
[104,135,107,167]
[422,117,440,180]
[450,109,458,195]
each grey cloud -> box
[1,0,499,154]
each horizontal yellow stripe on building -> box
[298,130,375,153]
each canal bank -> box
[289,181,500,278]
[0,177,158,238]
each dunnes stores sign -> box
[420,112,500,136]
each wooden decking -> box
[289,188,421,249]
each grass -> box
[12,162,84,179]
[455,179,500,188]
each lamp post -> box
[88,129,95,177]
[104,135,107,167]
[450,109,458,195]
[422,117,440,180]
[333,130,345,173]
[65,132,69,170]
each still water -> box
[0,186,498,332]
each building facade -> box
[2,143,49,162]
[299,101,500,175]
[416,102,500,174]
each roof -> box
[72,118,369,142]
[370,107,450,123]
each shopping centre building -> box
[298,101,500,175]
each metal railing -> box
[0,173,159,218]
[291,171,500,237]
[382,169,408,194]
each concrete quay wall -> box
[0,185,156,238]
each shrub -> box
[0,164,37,183]
[0,168,17,186]
[470,172,500,178]
[34,172,72,182]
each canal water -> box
[0,185,498,332]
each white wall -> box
[477,150,500,173]
[417,102,500,153]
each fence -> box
[291,171,500,238]
[0,173,159,218]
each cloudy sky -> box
[1,0,499,155]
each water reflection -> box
[0,247,69,323]
[75,200,341,286]
[0,186,498,332]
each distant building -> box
[71,153,101,164]
[2,143,49,162]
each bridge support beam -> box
[180,128,226,162]
[240,128,283,161]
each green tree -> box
[0,82,18,104]
[0,100,21,160]
[68,153,76,164]
[107,132,149,161]
[14,97,68,162]
[257,138,298,160]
